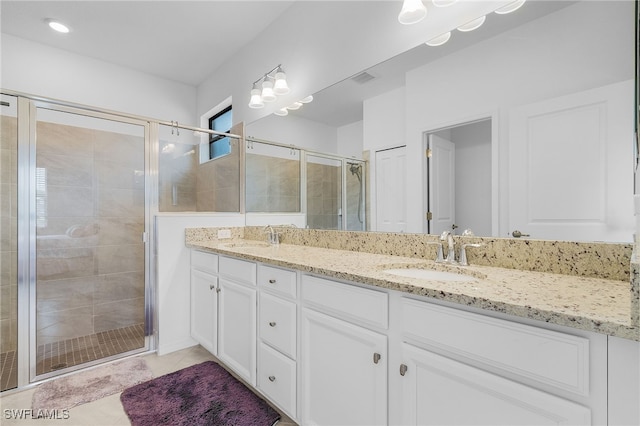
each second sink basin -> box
[383,268,478,282]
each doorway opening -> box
[424,118,492,236]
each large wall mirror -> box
[246,0,636,243]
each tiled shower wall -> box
[307,162,341,230]
[158,140,198,212]
[0,116,17,354]
[246,153,300,212]
[35,121,145,345]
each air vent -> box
[351,71,376,84]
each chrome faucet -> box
[440,231,456,264]
[263,225,279,245]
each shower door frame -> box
[15,96,156,386]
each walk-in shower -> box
[1,93,152,391]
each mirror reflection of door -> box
[375,146,407,232]
[425,119,492,236]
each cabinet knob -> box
[269,321,276,327]
[216,288,221,293]
[399,364,408,376]
[373,353,381,364]
[268,375,276,382]
[209,284,215,290]
[268,279,277,284]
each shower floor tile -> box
[35,323,145,376]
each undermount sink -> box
[383,268,478,282]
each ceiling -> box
[0,1,295,86]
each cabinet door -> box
[399,343,591,425]
[190,269,218,355]
[301,308,387,426]
[218,278,257,386]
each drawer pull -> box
[269,279,277,284]
[269,321,276,327]
[373,353,381,364]
[400,364,408,376]
[268,375,276,382]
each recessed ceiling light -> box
[46,19,70,34]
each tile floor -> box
[0,345,297,426]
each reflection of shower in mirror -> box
[348,162,363,224]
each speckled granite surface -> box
[185,227,638,341]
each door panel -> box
[32,106,148,380]
[375,146,406,232]
[428,135,455,235]
[508,80,634,242]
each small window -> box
[208,105,232,160]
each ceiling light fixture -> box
[247,64,289,109]
[457,15,486,32]
[398,0,427,25]
[46,19,70,33]
[426,32,451,46]
[495,0,526,15]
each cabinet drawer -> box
[402,298,590,396]
[219,256,256,286]
[259,292,297,359]
[302,275,388,329]
[191,250,218,274]
[258,343,297,418]
[258,264,297,299]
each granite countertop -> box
[187,238,639,341]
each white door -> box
[508,80,634,242]
[190,270,218,355]
[301,308,387,426]
[218,278,257,385]
[399,343,591,425]
[375,146,406,232]
[428,134,456,235]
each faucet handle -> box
[459,243,484,266]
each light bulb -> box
[248,88,264,108]
[261,80,276,102]
[300,95,314,104]
[274,108,289,116]
[426,32,451,47]
[46,19,70,33]
[398,0,427,25]
[495,0,526,15]
[273,71,290,95]
[457,15,486,32]
[287,102,303,111]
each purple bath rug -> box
[120,361,280,426]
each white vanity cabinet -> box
[189,251,219,355]
[300,275,389,426]
[257,264,298,419]
[396,297,605,425]
[218,256,257,386]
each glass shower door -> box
[32,105,149,380]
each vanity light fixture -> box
[398,0,427,25]
[46,19,70,33]
[286,101,303,111]
[432,0,456,7]
[248,83,264,109]
[426,31,451,46]
[247,64,290,108]
[457,15,486,32]
[495,0,526,15]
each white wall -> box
[245,113,337,153]
[364,86,406,153]
[401,0,634,233]
[1,34,196,123]
[337,121,364,159]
